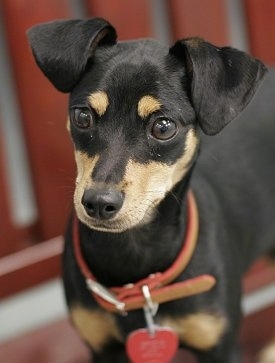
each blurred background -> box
[0,0,275,362]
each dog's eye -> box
[151,118,178,140]
[72,108,92,128]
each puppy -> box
[27,18,275,363]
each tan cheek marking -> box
[70,306,123,352]
[160,313,227,350]
[137,95,162,119]
[114,129,198,228]
[121,128,198,203]
[74,151,99,186]
[73,151,99,219]
[170,128,198,186]
[88,91,109,116]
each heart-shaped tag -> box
[126,327,178,363]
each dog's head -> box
[27,18,266,233]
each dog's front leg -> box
[196,339,242,363]
[92,344,129,363]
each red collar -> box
[73,190,216,313]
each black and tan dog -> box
[27,18,275,363]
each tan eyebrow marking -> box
[88,91,109,116]
[137,95,162,119]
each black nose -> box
[81,189,124,220]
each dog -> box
[27,18,275,363]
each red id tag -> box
[126,327,178,363]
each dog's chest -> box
[70,305,227,352]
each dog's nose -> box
[81,189,124,220]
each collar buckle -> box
[86,278,126,312]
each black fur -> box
[27,18,275,363]
[27,18,116,92]
[170,38,266,135]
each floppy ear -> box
[170,38,267,135]
[27,18,116,93]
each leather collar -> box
[73,190,216,313]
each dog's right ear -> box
[27,18,116,93]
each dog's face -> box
[27,18,266,232]
[69,40,198,232]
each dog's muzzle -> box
[81,188,124,220]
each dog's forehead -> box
[70,39,186,107]
[98,39,170,69]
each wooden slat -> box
[0,131,33,256]
[168,0,229,44]
[0,237,62,298]
[243,258,275,294]
[244,0,275,64]
[85,0,153,39]
[2,0,75,241]
[240,305,275,362]
[1,234,274,303]
[0,131,17,256]
[0,319,89,363]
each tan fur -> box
[137,95,162,118]
[187,37,203,48]
[73,151,100,227]
[88,91,109,116]
[70,306,123,352]
[258,337,275,363]
[66,116,70,132]
[160,312,227,350]
[73,129,198,232]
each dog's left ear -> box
[27,18,116,92]
[170,38,267,135]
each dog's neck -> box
[78,176,191,287]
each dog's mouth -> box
[74,186,162,233]
[82,220,132,233]
[75,200,158,233]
